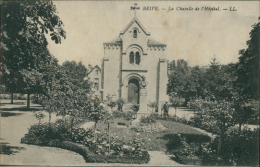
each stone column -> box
[139,89,147,112]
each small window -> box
[135,52,140,65]
[94,83,99,90]
[133,29,137,38]
[94,78,99,83]
[96,70,98,75]
[130,51,134,64]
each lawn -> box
[96,119,211,152]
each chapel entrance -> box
[128,79,139,104]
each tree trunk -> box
[27,91,30,109]
[94,122,97,140]
[218,129,224,157]
[108,123,110,154]
[175,108,177,121]
[11,91,14,104]
[49,112,51,123]
[238,123,242,135]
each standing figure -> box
[163,102,169,118]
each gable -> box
[120,18,150,36]
[87,65,101,76]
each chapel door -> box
[128,79,139,104]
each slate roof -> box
[147,38,167,46]
[104,37,122,45]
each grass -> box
[96,119,211,152]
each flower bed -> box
[21,120,150,164]
[131,122,167,133]
[60,141,150,164]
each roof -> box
[147,38,167,46]
[87,65,101,75]
[120,17,151,36]
[104,37,122,45]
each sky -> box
[46,1,259,67]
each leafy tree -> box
[236,17,260,100]
[208,101,235,156]
[62,61,91,92]
[1,0,66,104]
[195,100,235,156]
[187,66,207,99]
[204,58,237,102]
[62,61,88,82]
[167,66,188,101]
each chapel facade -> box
[101,15,168,113]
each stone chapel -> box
[101,13,168,114]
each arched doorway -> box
[128,79,139,104]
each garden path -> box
[148,151,183,166]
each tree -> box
[236,17,260,100]
[62,61,88,81]
[204,58,237,102]
[1,0,66,104]
[195,100,235,157]
[208,101,235,156]
[169,92,182,120]
[167,66,188,102]
[62,61,91,92]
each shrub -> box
[200,127,259,166]
[108,101,117,112]
[71,128,90,143]
[44,140,149,164]
[21,119,90,145]
[188,113,219,134]
[140,113,160,124]
[123,111,136,121]
[112,110,124,118]
[112,110,135,121]
[116,99,126,112]
[130,104,139,112]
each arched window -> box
[133,29,137,38]
[135,52,140,65]
[129,51,134,64]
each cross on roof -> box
[130,3,140,18]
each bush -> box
[140,113,160,124]
[71,128,91,143]
[200,127,259,166]
[172,135,202,165]
[21,119,90,145]
[43,140,150,164]
[112,110,136,121]
[188,113,219,134]
[116,99,126,112]
[112,110,124,118]
[123,111,136,121]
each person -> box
[163,102,169,118]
